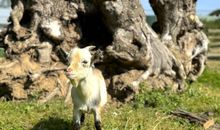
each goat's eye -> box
[67,59,71,66]
[82,60,88,64]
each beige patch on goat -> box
[69,50,81,71]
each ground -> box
[0,63,220,130]
[0,21,220,130]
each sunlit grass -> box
[202,19,220,29]
[0,48,5,57]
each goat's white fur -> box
[66,46,107,129]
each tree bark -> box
[0,0,208,101]
[150,0,208,81]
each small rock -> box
[40,18,64,42]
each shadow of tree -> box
[31,117,72,130]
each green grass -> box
[0,48,5,57]
[202,19,220,29]
[0,65,220,130]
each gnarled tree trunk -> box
[0,0,208,102]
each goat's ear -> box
[66,52,70,57]
[84,45,96,51]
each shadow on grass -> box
[31,117,72,130]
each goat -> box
[66,46,107,130]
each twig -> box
[41,67,67,74]
[57,78,65,96]
[152,115,171,130]
[124,117,130,129]
[0,61,18,69]
[64,81,72,104]
[171,109,206,124]
[171,109,220,129]
[38,87,60,104]
[28,67,67,78]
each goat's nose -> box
[66,67,72,73]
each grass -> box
[202,19,220,29]
[0,63,220,130]
[0,48,5,57]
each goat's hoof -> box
[80,113,85,124]
[73,122,80,130]
[95,121,102,130]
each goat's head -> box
[66,46,95,80]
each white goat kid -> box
[66,46,107,130]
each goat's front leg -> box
[73,108,82,130]
[93,108,102,130]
